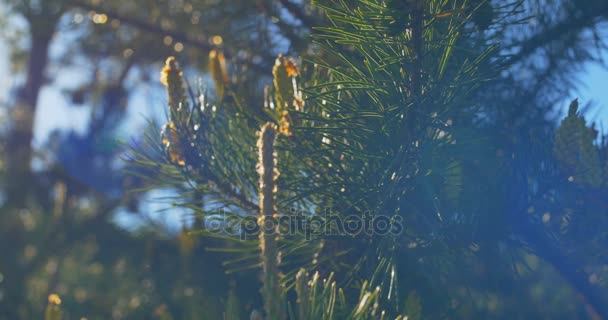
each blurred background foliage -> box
[0,0,606,319]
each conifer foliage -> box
[126,0,608,319]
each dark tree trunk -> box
[5,33,53,206]
[0,24,55,318]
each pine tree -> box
[2,0,607,318]
[131,0,608,318]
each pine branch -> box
[410,1,424,100]
[209,174,259,213]
[257,123,285,320]
[407,0,425,138]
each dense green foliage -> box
[1,0,608,319]
[129,0,608,318]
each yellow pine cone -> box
[45,293,62,320]
[160,56,187,113]
[272,54,299,112]
[257,123,285,320]
[209,50,229,100]
[279,111,293,137]
[161,121,186,167]
[294,269,310,319]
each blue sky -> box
[577,56,608,123]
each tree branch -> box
[501,1,608,68]
[70,0,213,52]
[520,223,608,319]
[69,0,273,72]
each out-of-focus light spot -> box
[160,18,172,30]
[46,260,59,274]
[191,11,201,25]
[48,293,62,305]
[73,14,84,24]
[94,14,108,24]
[154,304,169,317]
[122,48,134,58]
[163,36,173,46]
[212,35,223,45]
[19,209,36,230]
[114,259,127,274]
[199,94,206,110]
[92,13,108,24]
[174,42,184,52]
[184,3,193,13]
[88,262,104,275]
[184,287,194,296]
[589,273,599,284]
[129,296,141,309]
[568,176,575,182]
[542,212,551,223]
